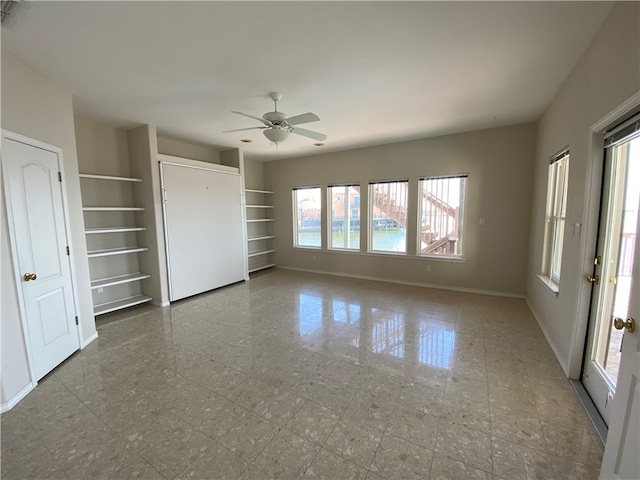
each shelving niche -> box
[79,173,152,315]
[245,188,276,272]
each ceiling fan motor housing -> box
[263,111,287,122]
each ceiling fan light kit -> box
[224,92,327,145]
[263,128,291,144]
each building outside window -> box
[542,149,570,285]
[369,180,408,253]
[293,187,322,248]
[418,175,467,257]
[329,184,360,250]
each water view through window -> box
[293,187,321,248]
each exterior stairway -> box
[371,182,459,255]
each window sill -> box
[292,247,466,263]
[537,274,559,297]
[418,254,466,263]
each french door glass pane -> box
[595,136,639,388]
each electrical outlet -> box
[426,265,432,272]
[97,287,104,293]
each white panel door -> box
[2,135,79,380]
[600,207,640,479]
[161,162,245,301]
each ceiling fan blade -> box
[222,126,267,133]
[292,127,327,141]
[231,111,271,126]
[286,112,320,126]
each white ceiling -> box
[2,1,613,161]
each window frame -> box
[542,149,570,286]
[292,186,322,249]
[328,183,361,251]
[368,179,409,254]
[417,174,467,259]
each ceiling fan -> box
[223,92,327,144]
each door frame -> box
[1,129,83,387]
[568,93,640,380]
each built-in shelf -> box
[87,246,148,258]
[85,226,147,235]
[79,173,142,182]
[249,262,277,273]
[245,187,275,274]
[91,272,151,290]
[93,294,152,316]
[248,235,276,242]
[248,249,276,258]
[83,207,145,212]
[80,171,153,314]
[245,189,274,194]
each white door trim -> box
[567,91,640,379]
[1,129,83,383]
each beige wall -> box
[266,123,536,296]
[157,136,221,164]
[75,115,132,176]
[526,2,640,375]
[1,50,96,405]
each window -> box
[418,175,467,257]
[329,184,360,250]
[293,187,322,248]
[369,180,408,253]
[542,150,570,284]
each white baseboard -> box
[80,331,99,349]
[278,266,525,299]
[525,296,569,376]
[0,381,36,413]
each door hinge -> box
[75,316,79,326]
[66,246,70,255]
[594,256,601,266]
[58,172,62,182]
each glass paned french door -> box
[583,133,639,425]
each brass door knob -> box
[23,273,37,281]
[586,274,600,284]
[613,317,636,333]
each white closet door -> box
[161,162,245,301]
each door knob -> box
[613,317,636,333]
[23,273,37,281]
[586,274,600,284]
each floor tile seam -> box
[490,434,554,475]
[172,439,245,479]
[113,455,168,480]
[436,417,494,472]
[432,452,494,478]
[250,393,307,426]
[486,429,549,455]
[39,376,122,445]
[538,425,603,468]
[437,413,490,437]
[528,381,558,463]
[1,433,70,479]
[138,431,217,477]
[184,407,249,443]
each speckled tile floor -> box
[1,269,603,479]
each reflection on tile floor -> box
[1,269,603,479]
